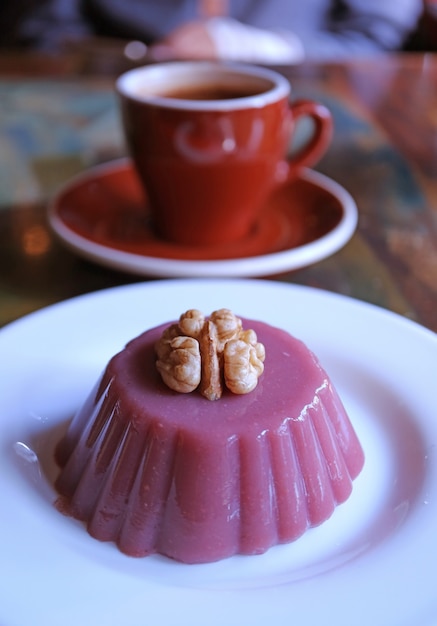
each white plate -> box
[1,279,436,626]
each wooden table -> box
[0,49,436,331]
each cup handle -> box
[285,99,333,177]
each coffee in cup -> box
[116,62,332,247]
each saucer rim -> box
[48,158,358,278]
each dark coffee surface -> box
[154,83,266,101]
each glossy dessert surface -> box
[55,318,364,563]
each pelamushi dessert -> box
[55,308,364,564]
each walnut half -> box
[155,309,265,400]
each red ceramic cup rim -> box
[116,61,291,111]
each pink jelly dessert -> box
[55,311,364,564]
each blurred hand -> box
[150,18,305,65]
[150,21,218,61]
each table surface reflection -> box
[0,49,436,332]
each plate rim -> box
[1,279,436,626]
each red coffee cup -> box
[117,62,333,247]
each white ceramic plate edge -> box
[1,279,436,626]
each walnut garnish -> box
[224,332,266,395]
[155,309,265,400]
[156,335,201,393]
[198,320,222,401]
